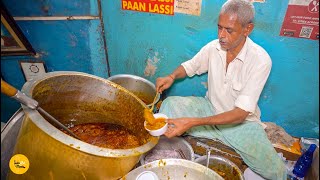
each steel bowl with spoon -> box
[195,155,244,180]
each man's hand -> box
[163,108,249,138]
[156,76,174,93]
[156,65,187,93]
[164,117,194,138]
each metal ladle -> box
[1,79,80,140]
[143,92,160,125]
[149,92,160,113]
[206,149,211,168]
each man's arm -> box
[194,107,249,125]
[156,41,213,93]
[165,107,249,138]
[156,65,187,93]
[169,65,187,80]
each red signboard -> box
[122,0,174,15]
[280,0,319,40]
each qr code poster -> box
[280,0,319,40]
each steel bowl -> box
[121,159,224,180]
[107,74,159,107]
[140,136,195,164]
[7,71,159,180]
[195,155,244,180]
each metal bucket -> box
[107,74,160,108]
[7,71,159,180]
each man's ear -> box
[244,23,254,36]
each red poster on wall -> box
[122,0,174,15]
[280,0,319,40]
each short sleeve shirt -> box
[181,37,272,122]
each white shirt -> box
[181,37,272,122]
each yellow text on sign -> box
[122,0,174,15]
[149,4,174,15]
[123,1,147,12]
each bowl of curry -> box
[144,113,168,136]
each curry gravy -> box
[145,117,166,130]
[63,123,142,149]
[209,164,241,180]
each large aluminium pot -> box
[7,71,159,180]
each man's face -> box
[218,13,251,51]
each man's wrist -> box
[168,74,175,81]
[187,117,202,128]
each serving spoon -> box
[143,92,160,125]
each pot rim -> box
[122,158,224,179]
[107,74,155,90]
[21,71,159,157]
[139,136,196,165]
[107,74,160,107]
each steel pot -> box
[107,74,159,108]
[195,155,244,180]
[140,136,195,165]
[7,71,159,180]
[121,159,224,180]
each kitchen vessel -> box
[195,155,244,180]
[122,159,224,180]
[140,136,195,165]
[107,74,159,108]
[6,71,159,180]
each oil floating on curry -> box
[208,164,241,180]
[62,123,142,149]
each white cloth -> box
[181,37,272,123]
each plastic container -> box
[292,144,317,178]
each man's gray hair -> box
[220,0,255,26]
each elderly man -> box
[156,0,286,179]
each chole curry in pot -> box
[63,123,142,149]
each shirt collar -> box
[216,37,251,62]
